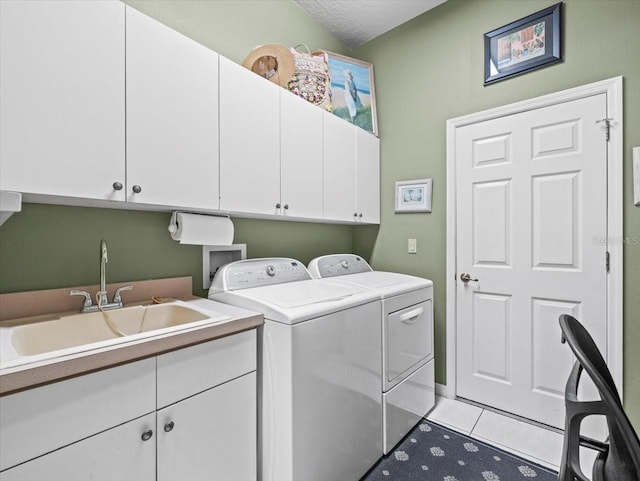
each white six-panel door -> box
[454,93,608,428]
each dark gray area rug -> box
[362,420,558,481]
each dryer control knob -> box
[265,265,276,277]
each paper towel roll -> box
[169,212,234,245]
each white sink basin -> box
[12,303,209,356]
[1,301,230,368]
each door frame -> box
[445,77,624,402]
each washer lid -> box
[210,278,380,324]
[324,271,433,297]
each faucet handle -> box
[70,289,93,310]
[113,285,133,305]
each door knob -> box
[460,273,478,283]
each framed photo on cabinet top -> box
[484,2,562,85]
[324,51,378,136]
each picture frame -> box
[484,2,562,85]
[324,51,378,136]
[395,179,433,213]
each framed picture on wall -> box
[395,179,433,213]
[324,52,378,136]
[484,2,562,85]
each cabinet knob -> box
[353,212,358,217]
[141,429,153,441]
[164,421,175,433]
[284,204,289,210]
[132,185,142,194]
[275,203,281,209]
[358,213,363,218]
[112,182,123,191]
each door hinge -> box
[606,251,610,273]
[597,118,613,142]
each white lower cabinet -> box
[157,373,256,481]
[0,413,156,481]
[0,330,257,481]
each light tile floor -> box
[426,395,598,475]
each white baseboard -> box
[435,382,453,398]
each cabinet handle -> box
[275,203,281,209]
[164,421,175,433]
[132,185,142,194]
[284,204,289,210]
[112,182,123,191]
[141,429,153,441]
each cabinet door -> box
[0,357,155,471]
[356,129,380,224]
[125,7,219,210]
[157,372,257,481]
[280,92,324,219]
[0,1,126,201]
[219,57,280,215]
[0,413,156,481]
[323,113,357,222]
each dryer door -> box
[385,300,433,389]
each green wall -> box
[352,0,640,427]
[0,0,638,428]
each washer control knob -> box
[340,260,349,269]
[265,265,276,277]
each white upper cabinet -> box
[356,129,381,223]
[219,56,281,215]
[280,92,324,219]
[125,7,219,210]
[0,1,380,224]
[323,112,358,222]
[0,0,126,200]
[322,113,380,224]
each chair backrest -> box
[559,314,640,481]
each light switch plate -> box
[408,238,417,254]
[634,147,640,206]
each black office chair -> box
[558,314,640,481]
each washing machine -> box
[209,258,382,481]
[308,254,435,454]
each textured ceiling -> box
[294,0,448,49]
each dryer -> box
[308,254,435,454]
[209,258,382,481]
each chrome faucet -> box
[70,239,132,312]
[98,239,109,306]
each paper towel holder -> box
[202,244,247,290]
[168,211,231,234]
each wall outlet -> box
[408,238,417,254]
